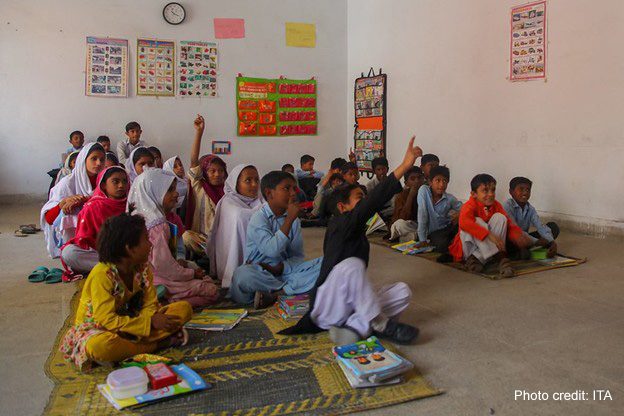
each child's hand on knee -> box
[513,233,533,249]
[151,313,181,332]
[487,233,505,251]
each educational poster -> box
[353,70,387,173]
[236,76,317,136]
[178,41,218,97]
[137,38,175,96]
[85,37,128,97]
[510,1,546,81]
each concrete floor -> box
[0,203,622,416]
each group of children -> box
[42,117,559,370]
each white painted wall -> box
[0,0,347,196]
[348,0,624,230]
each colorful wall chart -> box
[353,70,387,173]
[510,1,546,81]
[137,38,175,96]
[236,76,317,136]
[178,41,218,97]
[85,37,128,97]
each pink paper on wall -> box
[214,18,245,39]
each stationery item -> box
[184,309,248,331]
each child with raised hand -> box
[449,174,532,277]
[389,166,425,241]
[128,169,219,308]
[416,165,462,257]
[126,146,155,182]
[148,146,164,168]
[61,166,129,275]
[280,137,423,345]
[117,121,146,165]
[41,143,106,258]
[312,158,347,218]
[503,177,559,258]
[208,164,264,288]
[230,171,323,308]
[59,213,192,370]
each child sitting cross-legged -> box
[389,166,425,241]
[503,177,560,258]
[416,165,462,259]
[280,136,423,345]
[230,171,323,308]
[59,213,192,370]
[449,174,532,277]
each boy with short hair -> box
[296,154,324,179]
[230,171,323,307]
[503,177,559,257]
[366,157,389,194]
[420,154,440,180]
[311,158,347,217]
[96,135,111,152]
[341,162,367,194]
[449,174,531,277]
[389,166,425,241]
[65,130,85,154]
[280,137,423,345]
[116,121,146,165]
[417,166,462,256]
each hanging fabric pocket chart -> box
[178,41,218,97]
[353,68,387,176]
[137,38,175,96]
[236,76,317,137]
[85,37,128,97]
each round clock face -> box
[163,2,185,25]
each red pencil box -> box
[144,363,179,390]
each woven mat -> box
[367,232,586,279]
[44,288,442,416]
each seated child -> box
[281,163,307,203]
[65,130,85,158]
[163,156,190,218]
[295,154,324,179]
[41,143,106,258]
[148,146,164,168]
[208,164,264,288]
[279,137,423,345]
[116,121,146,165]
[416,165,462,255]
[314,173,345,221]
[341,162,367,194]
[61,166,129,275]
[448,174,531,277]
[55,151,79,185]
[96,135,111,153]
[312,158,347,217]
[128,169,219,308]
[230,171,323,307]
[366,157,394,232]
[390,166,425,241]
[420,153,439,181]
[105,152,119,168]
[59,213,192,370]
[126,146,154,182]
[503,177,559,257]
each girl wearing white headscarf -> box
[126,146,154,183]
[128,169,219,307]
[41,142,106,258]
[208,164,264,288]
[162,155,189,211]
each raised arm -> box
[190,114,205,169]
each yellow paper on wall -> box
[285,22,316,48]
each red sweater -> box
[449,197,522,262]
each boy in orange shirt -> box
[449,174,531,278]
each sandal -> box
[14,230,28,237]
[18,225,38,234]
[498,257,515,279]
[28,267,49,283]
[465,255,484,273]
[44,268,64,284]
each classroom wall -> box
[0,0,347,198]
[347,0,624,234]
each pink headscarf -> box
[185,154,227,229]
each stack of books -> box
[391,240,434,255]
[333,336,413,388]
[276,294,309,320]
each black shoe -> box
[373,320,419,345]
[436,253,453,263]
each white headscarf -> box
[126,146,148,183]
[127,168,176,229]
[40,142,104,257]
[208,164,264,287]
[162,156,188,209]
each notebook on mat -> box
[184,309,248,331]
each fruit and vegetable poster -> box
[236,76,317,136]
[178,41,218,97]
[510,1,546,81]
[137,38,175,96]
[353,70,387,172]
[85,37,128,97]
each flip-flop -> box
[44,268,64,284]
[18,225,38,234]
[28,267,49,283]
[14,230,28,237]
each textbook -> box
[391,240,434,255]
[366,213,387,235]
[333,336,413,383]
[184,308,248,331]
[98,364,210,410]
[278,294,309,317]
[337,359,403,388]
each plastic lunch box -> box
[106,367,149,400]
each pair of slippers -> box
[14,224,41,237]
[28,267,63,284]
